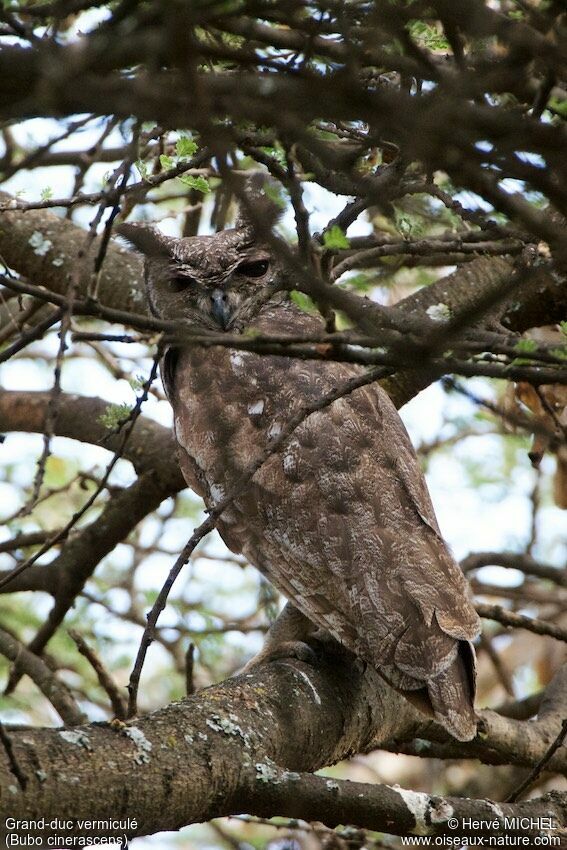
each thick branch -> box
[0,390,184,489]
[1,652,566,840]
[240,769,567,840]
[0,189,145,328]
[462,551,567,588]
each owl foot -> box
[241,639,317,673]
[241,602,319,673]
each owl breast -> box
[122,219,480,740]
[170,300,479,681]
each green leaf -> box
[550,346,567,361]
[560,321,567,338]
[514,338,537,354]
[98,403,131,430]
[136,159,149,180]
[159,154,175,170]
[128,374,146,391]
[260,144,286,167]
[341,272,373,292]
[323,226,350,250]
[40,186,53,200]
[178,174,210,193]
[394,208,425,238]
[176,136,198,158]
[549,96,567,118]
[408,19,450,51]
[264,181,286,210]
[290,290,317,313]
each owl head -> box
[117,184,285,331]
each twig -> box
[3,275,567,387]
[23,293,74,515]
[0,306,63,364]
[185,642,195,696]
[476,603,567,644]
[68,630,127,720]
[2,356,161,697]
[526,468,541,557]
[0,353,161,593]
[330,237,524,280]
[0,529,60,554]
[0,627,86,726]
[479,633,514,697]
[506,719,567,803]
[443,378,565,435]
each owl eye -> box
[169,274,197,293]
[237,259,270,278]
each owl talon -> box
[242,640,317,673]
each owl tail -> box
[426,640,477,742]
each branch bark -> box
[0,189,145,331]
[462,551,567,588]
[0,390,184,488]
[1,652,565,841]
[0,628,86,727]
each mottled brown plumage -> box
[118,215,481,741]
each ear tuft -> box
[234,173,285,233]
[115,222,175,258]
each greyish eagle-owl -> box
[118,206,481,742]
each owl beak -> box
[210,289,232,329]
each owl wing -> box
[161,346,210,500]
[169,305,480,740]
[214,326,481,740]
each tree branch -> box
[462,552,567,588]
[0,627,86,726]
[0,189,145,332]
[0,651,565,840]
[0,390,184,489]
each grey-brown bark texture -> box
[2,654,567,841]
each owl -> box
[118,209,481,742]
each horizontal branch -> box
[0,189,145,326]
[462,551,567,588]
[476,603,567,644]
[0,390,184,489]
[330,237,525,280]
[239,767,566,840]
[1,647,566,840]
[0,648,414,837]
